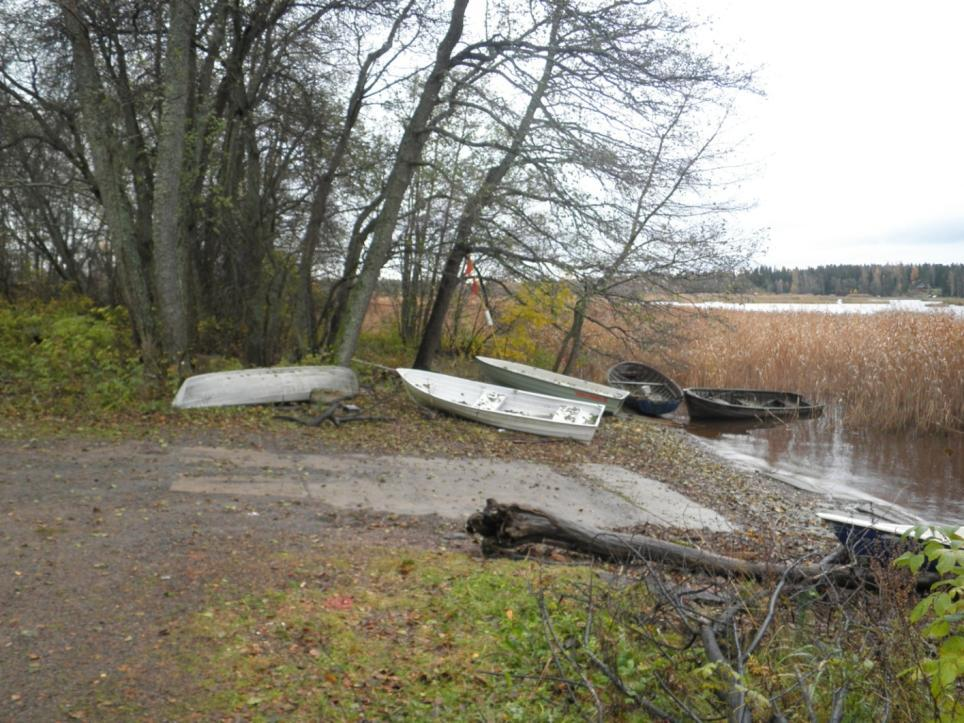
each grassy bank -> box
[156,549,936,721]
[3,293,961,433]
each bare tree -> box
[0,0,755,376]
[332,0,473,366]
[412,2,562,370]
[292,0,418,357]
[2,0,351,367]
[398,0,755,370]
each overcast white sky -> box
[675,0,964,268]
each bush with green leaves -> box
[0,295,143,412]
[896,528,964,721]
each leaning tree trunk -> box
[319,201,379,349]
[412,9,561,371]
[554,293,588,374]
[61,1,158,359]
[412,242,469,369]
[333,0,469,367]
[293,3,413,357]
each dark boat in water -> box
[684,388,823,421]
[607,362,683,417]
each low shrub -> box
[0,295,144,414]
[897,529,964,721]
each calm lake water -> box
[671,300,963,525]
[684,414,962,525]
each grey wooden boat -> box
[684,388,823,421]
[474,356,627,414]
[397,368,605,442]
[172,366,358,409]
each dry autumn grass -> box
[588,308,964,433]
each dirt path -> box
[170,444,733,531]
[0,439,469,721]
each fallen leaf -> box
[323,595,354,611]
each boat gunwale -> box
[816,511,960,542]
[475,356,628,401]
[607,362,683,396]
[606,361,684,417]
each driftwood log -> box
[466,499,937,588]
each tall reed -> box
[599,309,964,433]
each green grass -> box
[169,551,703,721]
[176,552,583,720]
[152,548,937,722]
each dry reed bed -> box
[612,310,964,433]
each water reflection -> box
[684,412,963,525]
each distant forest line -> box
[699,263,964,297]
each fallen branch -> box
[274,396,390,427]
[274,401,341,427]
[350,357,396,373]
[466,499,935,588]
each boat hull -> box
[817,512,957,562]
[475,356,626,414]
[172,366,358,409]
[397,368,604,442]
[824,520,910,559]
[607,362,683,417]
[626,397,681,416]
[684,388,823,421]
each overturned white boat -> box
[397,368,605,442]
[172,366,358,409]
[475,356,628,414]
